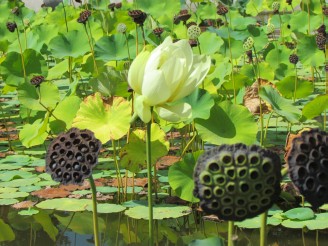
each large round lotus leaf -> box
[19,185,42,193]
[19,115,49,148]
[18,82,60,111]
[259,85,302,123]
[36,198,92,211]
[0,192,29,199]
[125,204,191,220]
[289,11,322,34]
[120,123,169,173]
[168,152,202,203]
[264,46,290,70]
[18,209,39,216]
[198,32,224,55]
[189,237,224,246]
[85,203,126,214]
[122,200,148,208]
[196,2,217,19]
[0,164,21,170]
[137,0,179,20]
[276,76,313,99]
[235,215,282,229]
[282,207,315,221]
[195,101,258,145]
[72,93,131,143]
[33,210,58,241]
[282,213,328,230]
[0,155,31,165]
[302,95,328,120]
[0,187,18,193]
[0,219,15,242]
[0,49,47,87]
[0,198,19,206]
[183,88,214,121]
[0,178,40,188]
[54,212,106,234]
[0,170,36,181]
[49,30,90,59]
[298,35,325,67]
[94,34,137,62]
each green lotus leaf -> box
[19,185,42,193]
[302,95,328,120]
[0,170,35,181]
[183,88,214,121]
[0,187,18,193]
[306,213,328,230]
[94,34,137,62]
[198,32,224,55]
[72,93,131,143]
[46,60,68,80]
[235,215,282,229]
[189,237,224,246]
[0,198,18,206]
[247,25,269,51]
[168,152,202,203]
[282,207,315,221]
[0,192,29,199]
[125,204,191,220]
[18,209,39,216]
[259,85,302,123]
[230,10,257,30]
[195,101,258,145]
[0,49,47,87]
[265,45,291,70]
[298,35,325,67]
[18,82,60,111]
[85,203,126,214]
[138,0,180,20]
[289,11,322,34]
[122,200,148,208]
[54,212,106,234]
[276,76,313,99]
[246,0,268,16]
[49,95,82,134]
[19,114,49,148]
[0,219,15,242]
[8,30,44,53]
[196,2,217,19]
[0,155,31,165]
[0,165,21,170]
[120,123,169,173]
[49,30,90,59]
[36,198,92,212]
[0,178,40,188]
[207,55,232,87]
[44,5,77,29]
[33,211,58,241]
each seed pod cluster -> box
[289,54,299,65]
[193,144,281,221]
[128,10,147,26]
[30,76,45,87]
[46,128,102,185]
[6,22,17,32]
[316,25,327,50]
[77,10,91,24]
[286,129,328,208]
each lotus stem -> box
[124,32,132,63]
[281,166,288,177]
[68,56,73,83]
[112,139,123,203]
[228,221,234,246]
[278,13,284,43]
[89,175,100,246]
[140,25,146,48]
[84,24,99,75]
[260,211,268,246]
[294,65,298,102]
[61,1,69,33]
[16,28,26,79]
[146,117,154,246]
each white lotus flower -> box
[128,36,211,123]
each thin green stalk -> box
[294,65,298,102]
[124,32,132,62]
[278,13,284,43]
[135,24,139,55]
[140,25,146,48]
[18,15,27,49]
[316,230,319,246]
[307,0,311,34]
[16,28,26,79]
[228,221,234,246]
[61,1,69,33]
[68,56,73,83]
[260,211,268,246]
[264,111,274,144]
[281,167,288,177]
[302,228,306,246]
[146,119,154,246]
[89,175,100,246]
[84,24,99,75]
[112,139,123,203]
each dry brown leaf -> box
[108,177,148,187]
[156,155,180,170]
[12,201,37,209]
[31,187,71,199]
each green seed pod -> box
[234,151,248,166]
[224,166,236,180]
[117,23,127,33]
[237,167,248,179]
[221,196,233,205]
[199,170,213,185]
[200,186,213,199]
[266,23,275,34]
[226,182,236,194]
[249,168,260,180]
[187,25,201,39]
[261,157,274,174]
[219,151,233,166]
[208,199,220,210]
[239,181,250,194]
[243,37,254,50]
[206,161,221,174]
[213,174,226,185]
[213,187,225,197]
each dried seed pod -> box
[187,25,201,39]
[217,3,228,16]
[317,24,326,36]
[11,7,19,16]
[153,27,164,37]
[193,144,281,221]
[286,129,328,208]
[108,3,116,11]
[46,128,102,185]
[128,10,147,26]
[30,76,45,87]
[286,0,292,5]
[6,22,17,32]
[177,9,191,23]
[246,50,253,63]
[289,54,299,64]
[316,33,327,50]
[77,10,91,24]
[188,39,198,47]
[115,2,122,9]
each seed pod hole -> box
[250,194,259,201]
[65,141,72,149]
[305,177,315,190]
[308,136,316,146]
[309,149,320,160]
[66,151,74,160]
[236,199,245,206]
[249,204,259,212]
[227,183,235,194]
[260,198,270,206]
[73,162,81,171]
[238,168,247,178]
[220,153,232,165]
[87,154,95,165]
[297,166,307,179]
[300,143,310,153]
[63,172,71,181]
[317,172,327,184]
[203,188,212,198]
[295,153,308,164]
[75,152,84,162]
[266,176,276,185]
[223,207,233,216]
[222,197,233,205]
[264,187,274,195]
[53,143,61,150]
[307,161,319,173]
[210,201,220,210]
[262,160,273,173]
[236,154,247,165]
[79,144,89,153]
[55,168,62,177]
[89,141,98,152]
[317,185,326,199]
[69,132,76,139]
[81,133,91,140]
[236,208,247,217]
[225,168,235,179]
[319,146,327,156]
[200,171,212,185]
[320,158,328,169]
[59,149,66,155]
[73,139,81,145]
[250,170,259,180]
[240,183,250,193]
[316,134,323,143]
[208,162,220,173]
[214,187,224,197]
[249,153,261,165]
[81,165,90,174]
[50,152,59,160]
[73,172,82,182]
[66,164,72,171]
[59,158,66,166]
[60,137,66,142]
[50,162,57,170]
[214,175,226,185]
[254,183,263,191]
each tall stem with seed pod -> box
[84,24,99,75]
[89,175,100,246]
[16,27,26,80]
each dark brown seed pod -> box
[30,76,45,87]
[46,128,102,185]
[193,144,281,221]
[246,50,253,63]
[128,10,147,26]
[323,6,328,16]
[316,33,327,50]
[317,24,326,36]
[75,0,82,3]
[11,7,19,16]
[153,27,164,37]
[286,0,292,5]
[77,10,91,24]
[108,3,115,11]
[289,54,299,65]
[217,4,228,16]
[177,9,191,23]
[186,21,197,29]
[286,129,328,209]
[115,2,122,9]
[6,22,17,33]
[284,41,296,50]
[189,39,198,47]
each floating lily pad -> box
[0,192,29,199]
[235,215,282,229]
[122,200,148,208]
[0,178,40,188]
[0,198,19,206]
[125,204,192,220]
[86,203,126,214]
[0,187,18,193]
[282,213,328,230]
[18,209,39,216]
[282,207,315,221]
[36,198,92,212]
[302,95,328,120]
